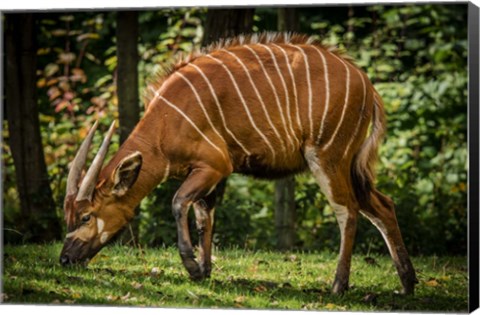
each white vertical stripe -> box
[160,160,170,184]
[343,68,367,159]
[150,87,228,162]
[259,44,301,148]
[189,63,251,157]
[322,53,351,151]
[243,45,295,151]
[221,49,287,155]
[206,54,277,164]
[288,44,313,140]
[311,46,330,144]
[271,43,303,137]
[175,71,227,147]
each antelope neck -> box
[99,116,169,209]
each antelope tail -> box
[351,90,387,206]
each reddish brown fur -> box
[62,32,416,295]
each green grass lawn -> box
[2,243,468,312]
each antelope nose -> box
[60,254,70,266]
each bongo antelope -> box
[60,33,417,294]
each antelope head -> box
[60,121,143,266]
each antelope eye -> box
[81,214,91,223]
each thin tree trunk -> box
[116,11,140,144]
[116,11,140,244]
[275,176,296,250]
[274,7,298,250]
[202,8,255,205]
[5,13,61,242]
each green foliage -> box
[3,243,468,311]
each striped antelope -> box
[60,33,417,294]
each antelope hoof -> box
[186,263,204,281]
[199,264,212,278]
[399,268,418,295]
[189,271,205,281]
[332,279,349,295]
[400,278,417,295]
[181,256,203,280]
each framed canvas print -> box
[1,0,479,314]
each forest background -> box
[3,3,468,258]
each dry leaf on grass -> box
[425,278,440,287]
[234,295,246,303]
[150,267,164,277]
[131,281,143,290]
[254,285,267,292]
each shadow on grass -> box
[3,246,468,312]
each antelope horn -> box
[65,121,99,198]
[76,121,116,202]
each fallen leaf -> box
[284,254,298,262]
[187,290,199,300]
[254,285,267,292]
[106,295,119,301]
[325,303,346,311]
[302,302,321,310]
[64,299,75,304]
[234,295,246,303]
[425,278,439,287]
[150,267,164,277]
[61,288,72,294]
[71,292,81,299]
[121,292,131,301]
[131,281,143,290]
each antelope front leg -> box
[172,167,224,280]
[193,192,216,278]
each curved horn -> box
[65,121,99,198]
[76,121,116,202]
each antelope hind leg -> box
[172,167,224,280]
[360,190,417,294]
[305,147,360,294]
[331,204,358,294]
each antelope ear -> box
[111,151,142,197]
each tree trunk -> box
[116,11,140,144]
[274,7,299,250]
[5,13,61,242]
[116,11,141,244]
[275,176,296,250]
[202,8,255,46]
[202,8,255,205]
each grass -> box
[2,243,468,312]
